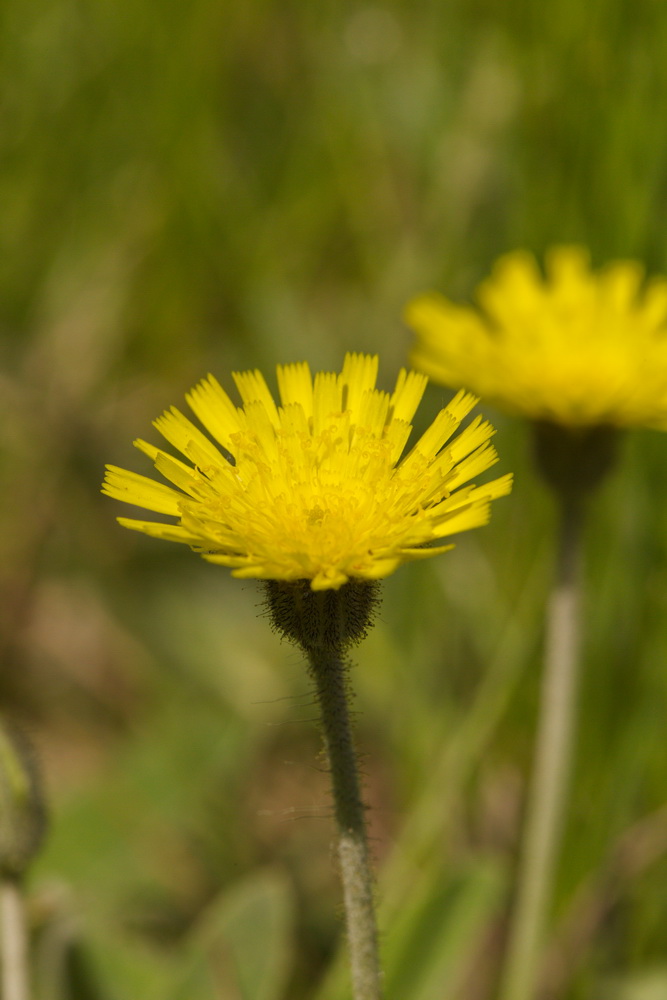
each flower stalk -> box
[266,581,382,1000]
[1,878,30,1000]
[307,645,382,1000]
[499,422,616,1000]
[0,718,47,1000]
[498,493,583,1000]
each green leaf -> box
[604,969,667,1000]
[382,857,505,1000]
[183,868,295,1000]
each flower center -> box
[307,504,326,527]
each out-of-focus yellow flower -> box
[406,247,667,429]
[103,353,511,590]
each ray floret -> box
[103,354,511,589]
[406,246,667,429]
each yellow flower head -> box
[406,247,667,429]
[103,354,511,590]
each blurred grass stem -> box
[499,495,584,1000]
[1,877,30,1000]
[306,644,382,1000]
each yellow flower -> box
[406,246,667,429]
[103,353,511,590]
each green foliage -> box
[3,0,667,996]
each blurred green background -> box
[3,0,667,997]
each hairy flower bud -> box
[264,578,380,651]
[0,719,47,879]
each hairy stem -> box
[306,643,382,1000]
[499,497,584,1000]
